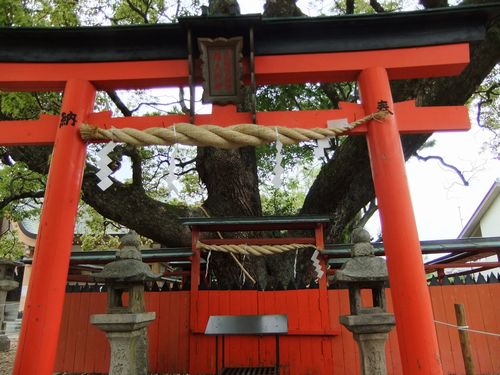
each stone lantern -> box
[333,228,395,375]
[90,231,160,375]
[0,258,22,351]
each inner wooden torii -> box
[0,5,498,375]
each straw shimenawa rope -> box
[80,110,389,149]
[197,241,315,256]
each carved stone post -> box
[334,228,396,375]
[90,232,159,375]
[0,258,21,351]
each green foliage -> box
[330,0,403,15]
[0,162,45,220]
[0,0,30,26]
[111,0,168,24]
[0,92,61,120]
[475,66,500,159]
[257,84,332,111]
[256,143,315,182]
[78,205,121,251]
[0,0,79,27]
[76,0,201,26]
[0,229,24,260]
[261,183,307,216]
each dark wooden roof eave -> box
[0,4,499,63]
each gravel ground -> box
[0,337,17,374]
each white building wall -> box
[480,196,500,237]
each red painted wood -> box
[0,60,188,91]
[53,293,73,371]
[359,66,442,375]
[178,292,191,373]
[426,262,500,271]
[191,291,211,374]
[297,289,315,373]
[54,285,500,375]
[255,44,469,85]
[61,293,82,371]
[485,283,500,372]
[462,283,493,374]
[72,292,91,372]
[169,293,182,373]
[0,101,470,147]
[428,287,448,372]
[145,292,160,373]
[384,289,402,375]
[327,290,345,375]
[13,80,96,375]
[84,293,107,373]
[0,44,469,92]
[439,285,466,374]
[256,291,273,368]
[0,114,58,145]
[273,291,291,374]
[157,290,172,371]
[338,288,360,375]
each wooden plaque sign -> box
[198,37,243,104]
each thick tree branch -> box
[0,190,45,211]
[414,152,470,186]
[369,0,385,13]
[81,170,197,246]
[419,0,449,9]
[106,90,133,117]
[346,0,354,14]
[123,146,143,187]
[125,0,149,23]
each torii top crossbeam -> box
[1,4,499,375]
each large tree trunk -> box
[193,0,302,290]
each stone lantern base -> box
[0,334,11,351]
[340,313,396,375]
[0,277,20,352]
[91,312,156,375]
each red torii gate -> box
[0,11,484,375]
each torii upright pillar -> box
[359,67,442,374]
[12,80,96,375]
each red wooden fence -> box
[54,284,500,375]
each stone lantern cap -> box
[91,258,160,282]
[0,258,23,287]
[334,228,388,286]
[91,231,160,282]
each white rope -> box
[434,320,500,337]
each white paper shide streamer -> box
[205,250,211,279]
[96,141,117,191]
[311,249,324,280]
[314,118,349,159]
[272,129,284,188]
[166,126,179,196]
[166,146,179,196]
[313,138,330,159]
